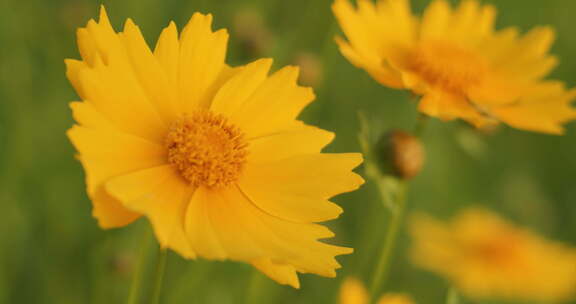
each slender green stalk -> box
[151,248,168,304]
[446,287,460,304]
[369,181,408,299]
[127,232,151,304]
[363,111,429,300]
[245,269,264,304]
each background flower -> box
[410,208,576,302]
[333,0,576,134]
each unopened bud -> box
[377,130,425,180]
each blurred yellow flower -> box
[339,278,414,304]
[333,0,576,134]
[409,208,576,302]
[66,6,364,288]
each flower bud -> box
[377,130,425,180]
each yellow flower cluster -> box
[339,278,414,304]
[66,6,364,288]
[334,0,576,133]
[63,0,576,300]
[409,208,576,302]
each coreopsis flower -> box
[66,6,364,288]
[339,278,414,304]
[333,0,576,134]
[409,208,576,302]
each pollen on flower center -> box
[165,111,248,188]
[407,41,488,94]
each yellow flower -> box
[339,278,415,304]
[409,208,576,302]
[66,6,364,288]
[333,0,576,134]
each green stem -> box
[127,229,151,304]
[369,181,409,299]
[151,248,168,304]
[446,287,460,304]
[245,269,264,304]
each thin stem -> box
[151,248,168,304]
[127,232,151,304]
[245,269,264,304]
[446,287,460,304]
[369,181,409,299]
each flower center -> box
[165,111,248,188]
[470,232,522,269]
[407,40,488,94]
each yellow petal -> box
[492,83,576,134]
[487,27,557,82]
[375,0,416,47]
[69,7,168,143]
[67,126,165,227]
[120,19,179,122]
[65,59,89,99]
[76,28,98,66]
[247,123,334,164]
[210,58,273,116]
[252,258,300,289]
[154,21,180,87]
[475,4,497,38]
[69,101,116,131]
[420,0,495,44]
[332,0,412,88]
[408,213,457,274]
[229,66,315,138]
[420,0,452,40]
[179,13,229,111]
[106,165,196,258]
[419,91,487,126]
[333,0,381,56]
[90,187,141,228]
[84,6,127,66]
[73,56,166,142]
[194,186,352,279]
[468,74,524,106]
[449,0,481,42]
[238,176,343,223]
[67,126,166,188]
[237,153,363,223]
[246,153,363,199]
[185,187,239,260]
[335,37,404,88]
[189,186,267,261]
[519,26,556,59]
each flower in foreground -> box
[333,0,576,134]
[409,208,576,302]
[66,7,364,288]
[339,277,414,304]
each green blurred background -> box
[0,0,575,303]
